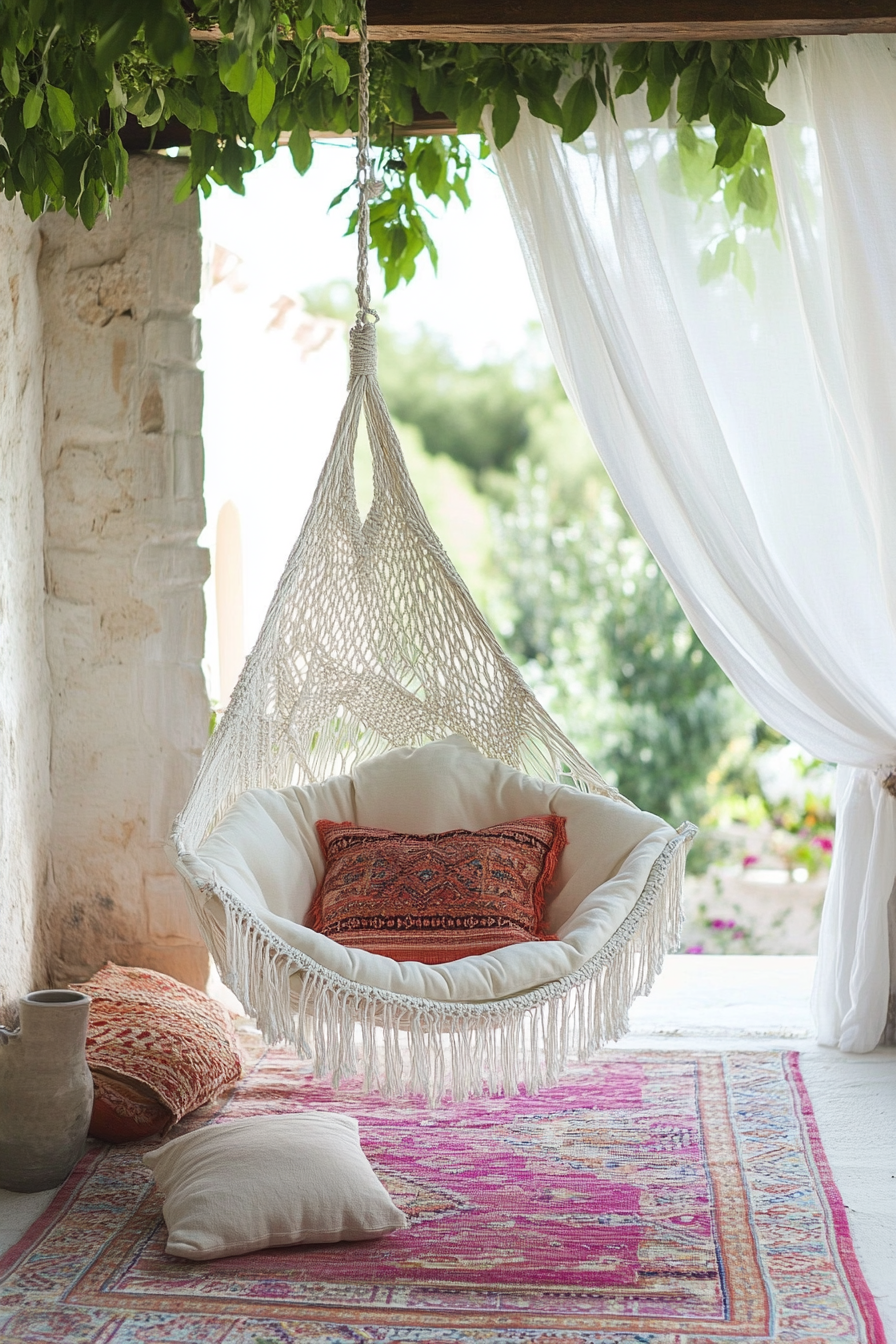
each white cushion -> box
[143,1114,406,1260]
[194,736,676,1004]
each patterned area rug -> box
[0,1049,884,1343]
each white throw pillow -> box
[143,1113,406,1260]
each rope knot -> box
[349,319,378,380]
[359,174,384,203]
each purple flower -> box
[710,918,726,929]
[742,854,759,868]
[685,945,705,955]
[811,836,833,853]
[733,929,745,940]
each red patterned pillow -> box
[88,1072,173,1144]
[309,816,567,964]
[69,964,243,1129]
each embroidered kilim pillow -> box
[309,816,567,964]
[69,963,243,1132]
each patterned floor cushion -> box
[69,964,243,1140]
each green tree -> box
[492,455,753,820]
[378,331,533,474]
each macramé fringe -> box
[182,822,694,1105]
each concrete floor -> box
[2,955,894,1341]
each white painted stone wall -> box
[0,202,53,1020]
[40,155,210,990]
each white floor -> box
[2,956,894,1341]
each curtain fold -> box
[492,35,896,1052]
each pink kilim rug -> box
[0,1048,884,1344]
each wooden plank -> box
[369,20,896,37]
[366,0,896,39]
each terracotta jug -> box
[0,990,94,1192]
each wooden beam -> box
[366,0,896,40]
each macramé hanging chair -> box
[169,17,696,1102]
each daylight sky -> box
[198,137,544,367]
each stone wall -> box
[40,155,210,990]
[0,202,53,1019]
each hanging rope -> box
[353,3,381,345]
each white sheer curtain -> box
[492,35,896,1053]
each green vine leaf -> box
[491,74,521,149]
[733,85,786,126]
[614,67,646,97]
[94,3,145,69]
[416,141,443,196]
[43,150,64,195]
[2,53,20,97]
[646,70,672,121]
[22,85,44,129]
[455,82,485,134]
[561,75,597,143]
[288,119,312,173]
[247,63,275,125]
[143,5,192,67]
[676,58,712,122]
[218,41,256,96]
[45,84,75,133]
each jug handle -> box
[0,1026,20,1045]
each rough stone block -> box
[144,317,199,367]
[145,873,201,942]
[145,586,207,665]
[135,538,210,590]
[44,596,100,665]
[116,943,210,992]
[45,546,133,605]
[63,258,148,328]
[44,443,134,544]
[130,432,172,504]
[164,366,204,437]
[143,662,209,752]
[149,748,203,843]
[149,230,202,315]
[173,432,204,503]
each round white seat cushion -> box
[191,736,678,1005]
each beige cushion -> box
[190,736,677,1004]
[143,1114,406,1260]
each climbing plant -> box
[0,1,798,286]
